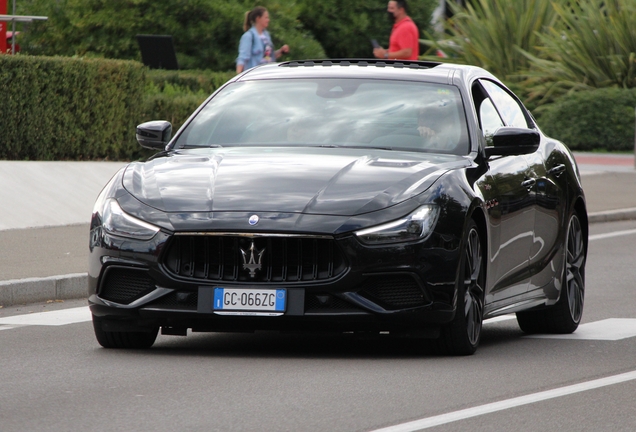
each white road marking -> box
[526,318,636,341]
[589,228,636,241]
[371,370,636,432]
[485,316,636,341]
[0,306,91,326]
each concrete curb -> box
[588,208,636,224]
[0,273,87,307]
[1,208,635,308]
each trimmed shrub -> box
[142,69,235,133]
[141,94,207,134]
[146,69,234,95]
[536,88,636,151]
[0,55,147,160]
[0,56,237,160]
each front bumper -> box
[88,224,462,334]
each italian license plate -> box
[213,288,286,315]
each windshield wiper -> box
[181,144,224,149]
[314,144,396,151]
[340,145,395,151]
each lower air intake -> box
[99,267,155,305]
[145,291,198,310]
[305,293,361,313]
[358,274,428,310]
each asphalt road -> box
[1,219,636,432]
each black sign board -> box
[136,34,179,70]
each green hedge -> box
[536,88,636,152]
[142,94,207,133]
[142,69,235,132]
[0,56,235,160]
[0,55,148,160]
[146,69,235,95]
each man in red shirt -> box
[373,0,420,61]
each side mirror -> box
[484,127,540,158]
[136,121,172,149]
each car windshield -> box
[173,78,470,155]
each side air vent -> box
[99,267,155,305]
[279,59,441,69]
[358,274,429,310]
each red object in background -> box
[1,0,7,54]
[6,30,19,53]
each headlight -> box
[355,205,440,245]
[102,198,160,240]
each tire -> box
[438,219,485,356]
[92,315,158,349]
[516,212,586,334]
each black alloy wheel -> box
[438,219,485,355]
[517,212,586,334]
[565,214,585,323]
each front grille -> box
[358,274,428,310]
[162,235,347,284]
[99,267,155,305]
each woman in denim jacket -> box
[236,7,290,74]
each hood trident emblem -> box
[240,241,265,278]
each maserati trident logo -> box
[240,241,265,278]
[248,214,260,225]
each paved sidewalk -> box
[574,152,636,222]
[580,172,636,218]
[574,152,635,174]
[0,161,127,231]
[1,154,635,307]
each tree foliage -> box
[423,0,636,106]
[522,0,636,104]
[15,0,440,69]
[298,0,438,59]
[15,0,440,70]
[422,0,559,81]
[16,0,325,71]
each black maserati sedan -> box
[88,59,587,355]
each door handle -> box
[521,178,536,190]
[548,164,566,177]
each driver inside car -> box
[417,105,457,151]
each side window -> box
[472,82,504,144]
[479,99,504,138]
[480,80,528,128]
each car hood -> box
[122,147,470,216]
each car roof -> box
[235,59,498,87]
